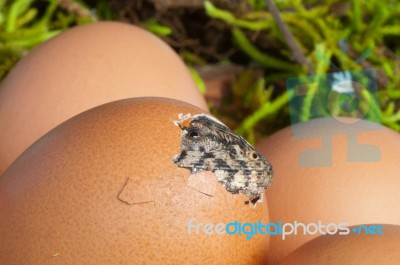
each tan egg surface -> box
[256,117,400,265]
[0,97,269,265]
[0,21,207,175]
[280,224,400,265]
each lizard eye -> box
[187,128,202,140]
[251,152,258,159]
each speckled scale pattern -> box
[173,113,273,204]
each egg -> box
[0,97,269,264]
[0,21,207,175]
[256,117,400,265]
[280,224,400,265]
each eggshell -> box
[280,224,400,265]
[0,97,269,264]
[256,117,400,265]
[0,21,207,175]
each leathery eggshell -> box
[280,224,400,265]
[256,117,400,265]
[0,97,269,264]
[0,21,207,175]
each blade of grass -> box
[236,89,295,135]
[232,27,300,71]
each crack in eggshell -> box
[173,113,194,129]
[118,177,155,205]
[186,171,217,197]
[117,171,217,206]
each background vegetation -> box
[1,0,399,144]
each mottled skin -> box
[173,114,273,204]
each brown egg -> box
[280,224,400,265]
[0,21,207,175]
[256,117,400,265]
[0,97,268,264]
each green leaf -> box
[145,19,172,36]
[232,27,300,71]
[6,0,34,32]
[189,67,206,94]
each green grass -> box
[204,0,400,137]
[0,0,96,79]
[1,0,399,140]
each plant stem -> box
[265,0,314,74]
